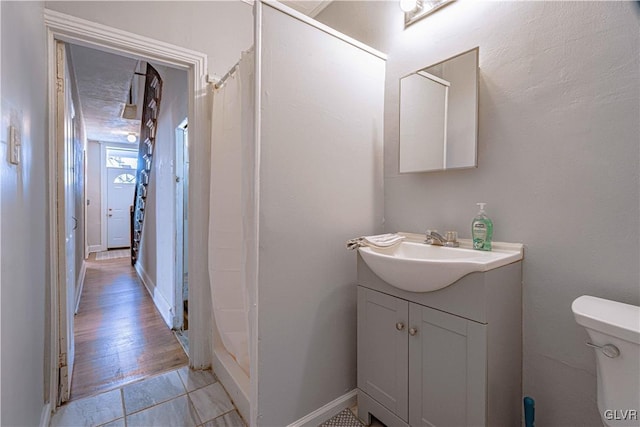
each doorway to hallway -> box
[45,8,211,411]
[55,40,191,404]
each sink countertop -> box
[397,231,524,256]
[357,232,524,294]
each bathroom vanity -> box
[356,242,523,427]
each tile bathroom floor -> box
[51,366,246,427]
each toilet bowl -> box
[572,295,640,427]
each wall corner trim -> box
[286,389,358,427]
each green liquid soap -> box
[472,202,493,251]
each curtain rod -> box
[209,60,241,90]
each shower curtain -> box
[208,51,253,376]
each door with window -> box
[106,149,137,248]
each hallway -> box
[71,254,188,400]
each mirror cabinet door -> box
[399,47,478,173]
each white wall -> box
[317,1,640,425]
[313,0,400,54]
[256,5,385,425]
[137,65,188,328]
[0,1,49,425]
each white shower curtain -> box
[208,52,253,376]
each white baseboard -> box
[88,244,103,253]
[40,402,51,427]
[74,260,87,314]
[287,389,358,427]
[213,349,250,423]
[134,262,173,328]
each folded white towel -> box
[363,233,406,247]
[346,233,405,250]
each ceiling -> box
[68,44,141,145]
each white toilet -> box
[572,295,640,427]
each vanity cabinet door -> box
[357,287,409,422]
[408,303,487,427]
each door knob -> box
[396,322,405,331]
[409,328,418,336]
[108,214,113,217]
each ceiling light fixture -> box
[127,133,137,143]
[402,0,455,27]
[400,0,421,13]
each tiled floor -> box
[320,408,364,426]
[51,366,246,427]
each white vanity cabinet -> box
[357,255,522,427]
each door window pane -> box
[113,173,136,184]
[106,148,138,169]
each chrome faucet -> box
[425,230,446,246]
[425,230,460,247]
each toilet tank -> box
[572,296,640,427]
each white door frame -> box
[99,143,107,252]
[57,41,76,402]
[45,9,212,411]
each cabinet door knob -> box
[396,322,405,331]
[409,327,418,336]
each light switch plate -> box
[9,125,21,165]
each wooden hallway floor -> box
[70,254,188,401]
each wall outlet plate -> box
[9,125,21,165]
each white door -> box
[56,41,76,403]
[107,168,136,248]
[174,121,188,330]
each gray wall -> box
[317,1,640,425]
[138,65,188,328]
[256,5,385,425]
[0,1,49,425]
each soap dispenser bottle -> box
[472,202,493,251]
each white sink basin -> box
[359,238,523,293]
